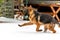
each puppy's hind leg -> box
[44,25,48,32]
[49,24,56,33]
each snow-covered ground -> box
[0,20,60,40]
[0,17,29,23]
[0,17,60,40]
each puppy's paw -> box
[36,29,42,32]
[44,31,47,32]
[38,29,42,31]
[53,31,56,33]
[18,24,22,27]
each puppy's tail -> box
[55,21,60,28]
[57,22,60,28]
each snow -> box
[0,17,29,23]
[0,17,60,40]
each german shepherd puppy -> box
[18,5,60,33]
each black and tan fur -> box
[18,5,60,33]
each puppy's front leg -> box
[36,23,42,32]
[18,22,33,27]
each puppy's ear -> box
[29,5,32,8]
[28,5,32,9]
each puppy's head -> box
[28,5,34,14]
[24,5,37,15]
